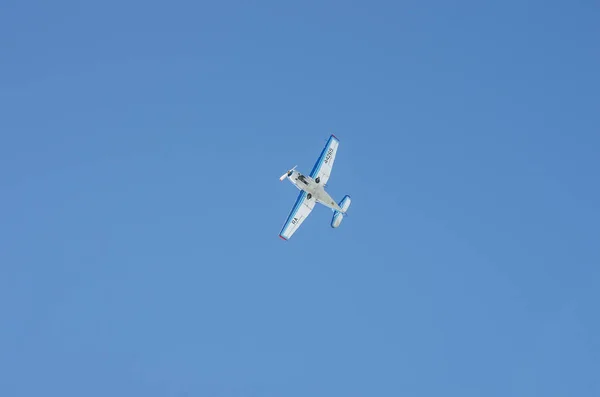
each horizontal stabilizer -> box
[331,195,351,228]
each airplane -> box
[278,134,351,240]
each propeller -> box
[279,165,297,181]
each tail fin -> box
[331,195,351,228]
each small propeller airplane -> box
[278,134,351,240]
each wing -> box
[309,134,339,186]
[279,191,316,240]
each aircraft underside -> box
[278,134,351,240]
[307,187,340,212]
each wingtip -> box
[279,235,288,241]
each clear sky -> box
[1,1,599,396]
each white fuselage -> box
[285,170,343,212]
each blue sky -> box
[1,1,599,396]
